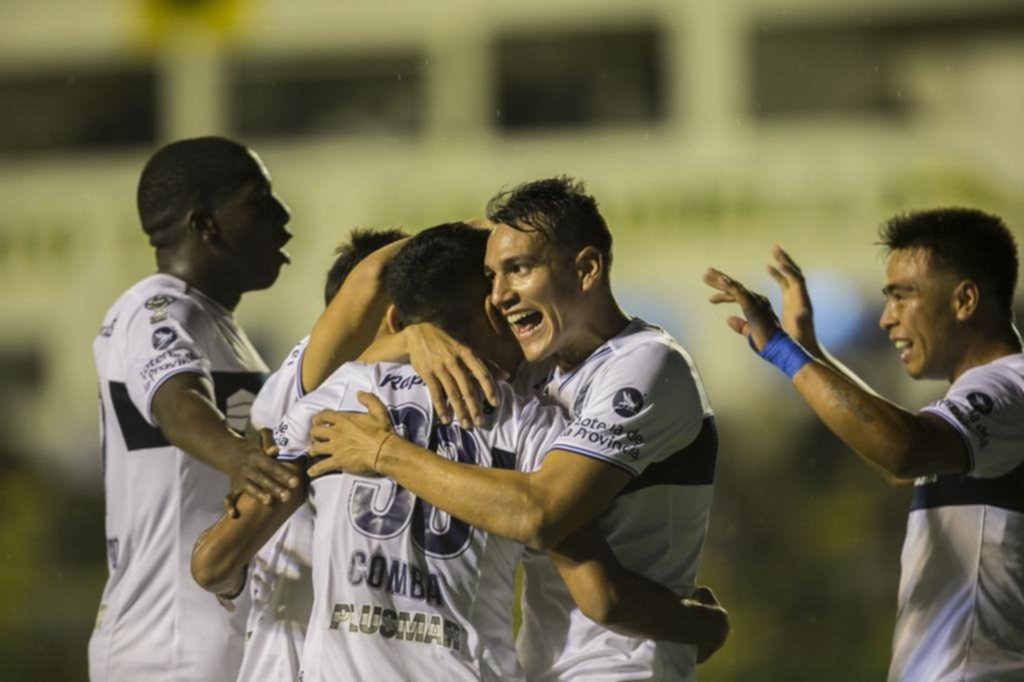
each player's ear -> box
[575,246,604,292]
[952,279,979,322]
[187,208,219,243]
[385,304,404,334]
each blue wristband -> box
[755,330,813,379]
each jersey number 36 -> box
[348,404,478,559]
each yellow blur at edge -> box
[139,0,243,41]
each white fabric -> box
[236,335,314,682]
[89,274,267,682]
[891,353,1024,681]
[517,318,716,682]
[272,361,565,682]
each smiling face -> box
[879,248,964,380]
[212,151,293,292]
[484,222,583,365]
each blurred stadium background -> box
[1,0,1022,679]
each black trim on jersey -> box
[492,447,516,471]
[110,371,267,451]
[616,416,718,497]
[910,458,1024,515]
[110,381,171,450]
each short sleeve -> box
[550,343,708,477]
[124,296,211,426]
[920,361,1024,478]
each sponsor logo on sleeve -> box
[938,397,991,449]
[612,387,645,418]
[140,348,202,391]
[151,326,178,350]
[273,422,290,448]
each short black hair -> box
[323,227,407,306]
[486,175,613,266]
[879,208,1018,313]
[386,222,489,336]
[137,136,263,248]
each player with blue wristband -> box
[705,210,1024,682]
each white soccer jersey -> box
[890,353,1024,681]
[238,335,314,682]
[272,361,566,681]
[516,318,717,682]
[89,274,267,682]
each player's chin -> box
[249,262,286,291]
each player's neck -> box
[554,297,631,372]
[156,252,243,311]
[948,324,1022,382]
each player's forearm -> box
[154,387,250,476]
[552,529,724,644]
[793,362,946,479]
[375,437,549,547]
[596,574,724,645]
[303,240,406,391]
[191,482,306,594]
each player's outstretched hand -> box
[308,392,395,477]
[224,430,299,517]
[405,323,502,428]
[767,245,821,354]
[686,585,730,664]
[704,267,783,351]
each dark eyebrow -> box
[882,283,913,296]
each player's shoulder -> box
[118,274,210,330]
[604,318,694,376]
[949,353,1024,406]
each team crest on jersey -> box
[145,294,174,322]
[967,391,994,415]
[144,294,174,311]
[151,326,178,351]
[612,387,644,418]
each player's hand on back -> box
[703,268,783,351]
[308,392,394,478]
[405,322,503,428]
[686,585,730,664]
[767,245,822,355]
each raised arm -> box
[767,245,878,394]
[551,525,729,663]
[301,238,408,393]
[704,267,968,480]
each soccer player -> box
[191,228,407,682]
[311,178,722,679]
[89,137,300,681]
[703,209,1024,680]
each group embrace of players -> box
[89,136,1024,682]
